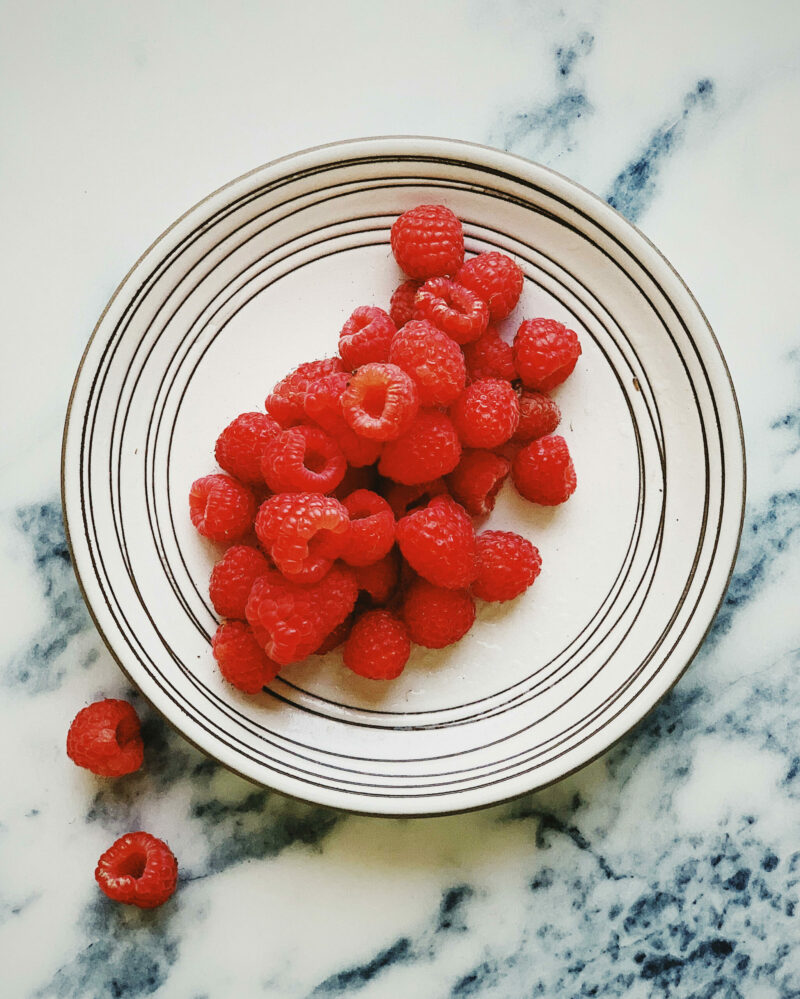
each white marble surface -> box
[1,1,799,995]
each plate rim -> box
[61,134,747,817]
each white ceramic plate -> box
[62,137,744,816]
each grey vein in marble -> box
[705,489,800,648]
[308,885,474,996]
[770,351,800,456]
[35,899,180,999]
[605,79,715,223]
[5,501,89,693]
[494,30,595,160]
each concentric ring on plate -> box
[62,137,744,815]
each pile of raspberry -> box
[190,203,581,686]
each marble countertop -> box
[2,1,799,995]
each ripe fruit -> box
[456,251,524,321]
[396,495,477,589]
[189,474,256,543]
[512,435,577,505]
[378,410,462,486]
[388,319,466,406]
[390,204,464,279]
[513,318,581,392]
[341,363,419,441]
[402,580,476,648]
[413,277,489,344]
[95,832,178,909]
[472,531,542,602]
[66,699,143,777]
[343,611,411,679]
[450,379,519,449]
[338,306,396,370]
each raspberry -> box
[304,373,383,467]
[402,579,476,648]
[314,613,355,654]
[513,318,582,392]
[382,478,449,519]
[340,490,395,567]
[189,474,256,543]
[341,362,418,441]
[512,389,561,443]
[66,699,143,777]
[390,204,464,279]
[212,620,281,693]
[389,279,422,327]
[388,319,466,406]
[343,610,411,680]
[354,550,400,604]
[209,545,271,619]
[463,327,516,382]
[246,564,358,665]
[261,425,346,494]
[450,379,519,449]
[413,278,489,344]
[95,832,178,909]
[338,306,396,370]
[255,493,350,582]
[512,435,577,505]
[215,412,281,484]
[446,449,510,517]
[456,252,524,321]
[378,409,461,485]
[472,530,542,602]
[396,495,477,589]
[265,358,345,425]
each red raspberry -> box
[512,389,561,443]
[255,493,350,582]
[472,530,542,602]
[396,495,477,589]
[66,699,143,777]
[338,306,396,370]
[208,545,271,619]
[446,449,510,517]
[355,550,400,605]
[215,412,281,484]
[456,252,524,321]
[265,358,345,425]
[212,620,281,693]
[450,379,519,449]
[413,278,489,344]
[389,279,422,327]
[246,564,358,665]
[304,373,383,468]
[402,579,476,648]
[463,327,516,382]
[378,409,461,485]
[388,319,466,406]
[95,832,178,909]
[314,613,355,655]
[189,474,256,543]
[340,490,395,567]
[390,204,464,279]
[341,363,418,441]
[343,610,411,680]
[513,318,582,392]
[512,435,577,505]
[261,425,346,495]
